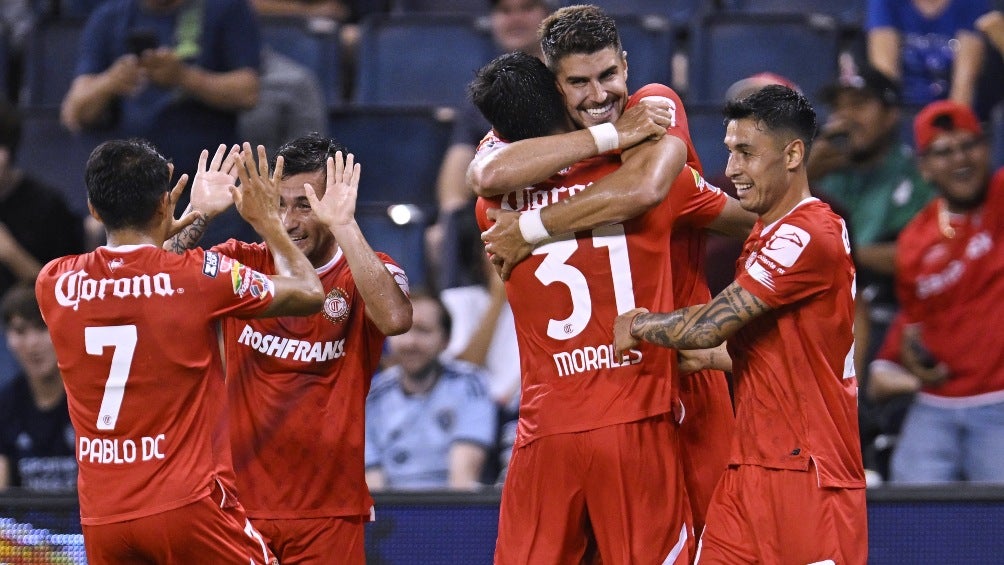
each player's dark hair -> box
[540,5,622,70]
[85,138,171,231]
[1,283,43,328]
[469,51,567,141]
[724,85,818,152]
[276,132,348,178]
[409,288,452,338]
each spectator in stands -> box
[428,0,554,272]
[809,62,937,477]
[60,0,262,246]
[884,100,1004,483]
[866,0,988,108]
[0,284,76,491]
[237,47,327,155]
[0,99,84,387]
[365,291,497,491]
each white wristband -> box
[588,122,619,153]
[518,208,549,244]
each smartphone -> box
[126,29,159,56]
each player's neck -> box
[105,228,163,248]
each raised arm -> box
[467,101,673,197]
[304,153,412,335]
[166,144,241,253]
[61,55,144,132]
[482,132,687,279]
[232,143,323,316]
[613,281,771,356]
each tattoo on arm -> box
[631,282,770,349]
[167,216,208,254]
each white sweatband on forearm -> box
[588,122,619,153]
[518,208,550,244]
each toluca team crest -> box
[323,287,350,324]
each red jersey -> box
[894,169,1004,400]
[475,85,721,447]
[35,245,275,525]
[730,198,864,488]
[214,240,407,519]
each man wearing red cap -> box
[884,99,1004,483]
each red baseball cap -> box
[914,100,983,153]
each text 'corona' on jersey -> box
[53,270,175,311]
[502,183,589,212]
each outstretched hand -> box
[190,144,240,218]
[164,163,199,238]
[304,151,361,229]
[231,143,282,231]
[481,207,533,280]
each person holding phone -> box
[60,0,262,246]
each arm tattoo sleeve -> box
[631,282,770,349]
[167,216,208,254]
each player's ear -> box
[784,138,805,171]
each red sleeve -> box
[626,83,702,173]
[667,165,728,228]
[737,212,850,309]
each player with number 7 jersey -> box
[35,139,322,564]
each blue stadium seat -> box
[20,19,85,107]
[615,14,674,91]
[327,105,454,217]
[993,102,1004,170]
[356,210,430,289]
[390,0,489,16]
[258,15,344,109]
[685,103,729,177]
[688,13,840,106]
[16,107,111,217]
[570,0,702,25]
[352,14,494,107]
[719,0,866,26]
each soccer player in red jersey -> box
[182,133,413,563]
[35,139,323,564]
[614,85,868,564]
[472,52,747,540]
[467,13,749,562]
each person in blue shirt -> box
[867,0,988,107]
[60,0,262,246]
[365,291,498,490]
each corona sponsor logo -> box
[54,270,175,311]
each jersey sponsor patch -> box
[387,263,410,296]
[231,262,274,300]
[202,251,220,277]
[323,286,350,324]
[761,224,811,268]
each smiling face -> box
[724,117,804,225]
[552,47,628,128]
[919,130,991,212]
[278,170,336,267]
